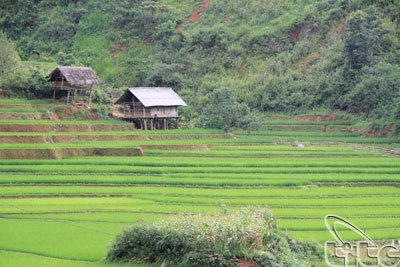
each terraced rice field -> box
[0,101,399,266]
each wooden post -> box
[144,120,148,131]
[150,119,154,131]
[164,119,167,130]
[73,90,77,104]
[52,88,56,102]
[66,90,71,104]
[177,118,180,129]
[88,85,93,107]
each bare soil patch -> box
[0,113,45,120]
[0,134,229,144]
[0,124,136,133]
[0,147,142,159]
[176,0,212,30]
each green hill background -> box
[0,0,399,129]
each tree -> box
[0,0,38,40]
[345,62,400,119]
[201,87,253,133]
[145,63,183,89]
[342,9,388,76]
[376,0,400,21]
[55,51,77,66]
[0,32,21,87]
[240,111,264,134]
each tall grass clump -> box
[106,207,323,266]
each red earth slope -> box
[176,0,212,30]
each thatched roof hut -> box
[48,67,101,86]
[48,66,101,105]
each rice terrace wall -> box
[0,99,399,266]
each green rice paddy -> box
[0,129,225,136]
[234,130,361,137]
[0,120,126,124]
[263,120,355,126]
[0,250,139,267]
[0,108,49,113]
[0,99,48,104]
[0,102,399,265]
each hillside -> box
[0,0,399,131]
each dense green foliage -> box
[201,87,262,132]
[107,209,323,266]
[1,0,399,128]
[0,31,21,87]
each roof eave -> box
[144,104,187,108]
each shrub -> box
[55,51,77,66]
[73,108,91,120]
[93,106,112,120]
[177,252,238,267]
[92,87,112,105]
[201,87,252,133]
[107,208,323,266]
[28,69,53,98]
[55,105,65,120]
[345,62,400,119]
[106,225,194,264]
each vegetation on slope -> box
[1,0,399,131]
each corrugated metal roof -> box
[48,67,101,86]
[116,87,186,107]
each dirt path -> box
[176,0,212,30]
[52,109,61,121]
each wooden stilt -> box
[88,85,93,107]
[60,75,64,103]
[66,90,71,104]
[150,119,154,131]
[144,120,148,131]
[52,88,56,102]
[164,119,167,130]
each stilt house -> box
[114,87,186,130]
[48,67,101,105]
